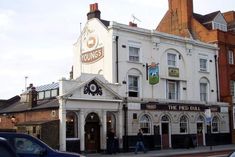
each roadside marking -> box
[207,154,228,157]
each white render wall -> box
[74,19,219,103]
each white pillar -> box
[102,110,107,150]
[80,110,85,152]
[59,99,66,151]
[118,108,123,149]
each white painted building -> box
[59,3,230,153]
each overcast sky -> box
[0,0,234,99]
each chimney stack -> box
[28,85,37,108]
[168,0,193,30]
[129,22,137,27]
[87,3,101,20]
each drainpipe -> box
[123,98,128,152]
[116,36,119,83]
[214,55,220,101]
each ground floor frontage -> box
[58,76,231,153]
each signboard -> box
[148,62,159,85]
[141,103,220,113]
[168,67,179,77]
[81,26,104,64]
[205,109,212,125]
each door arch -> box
[85,112,100,152]
[196,115,205,146]
[161,115,171,149]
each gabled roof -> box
[0,98,59,114]
[194,11,221,24]
[61,74,122,101]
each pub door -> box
[197,122,204,146]
[161,123,170,149]
[85,113,100,152]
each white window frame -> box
[211,116,219,133]
[129,46,140,62]
[167,53,177,67]
[228,50,234,64]
[200,58,208,72]
[128,75,139,97]
[180,115,188,134]
[140,114,151,134]
[212,21,227,32]
[200,82,208,102]
[167,80,179,100]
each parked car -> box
[0,137,18,157]
[0,132,85,157]
[229,152,235,157]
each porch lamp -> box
[11,116,16,124]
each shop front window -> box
[140,114,151,134]
[212,116,219,133]
[180,115,188,134]
[66,112,78,138]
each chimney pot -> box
[87,3,101,20]
[129,22,137,27]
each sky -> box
[0,0,234,99]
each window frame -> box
[167,80,179,100]
[200,82,208,102]
[128,75,139,97]
[139,114,151,134]
[228,50,234,64]
[129,46,140,62]
[199,58,208,72]
[211,116,219,133]
[179,115,188,134]
[167,53,177,67]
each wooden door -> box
[197,123,203,146]
[161,123,169,149]
[85,122,100,152]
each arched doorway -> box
[196,115,205,146]
[85,112,100,152]
[161,115,171,149]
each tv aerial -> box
[131,14,141,23]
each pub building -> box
[58,3,230,153]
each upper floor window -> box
[213,22,227,32]
[228,50,234,64]
[230,80,235,97]
[167,80,179,100]
[129,46,140,62]
[167,53,176,67]
[200,58,208,72]
[140,114,151,134]
[128,75,139,97]
[180,115,188,134]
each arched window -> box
[140,114,151,134]
[127,69,142,98]
[107,112,116,132]
[66,112,78,138]
[212,116,219,133]
[180,115,188,134]
[200,78,209,102]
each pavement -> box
[84,144,235,157]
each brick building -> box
[0,83,60,149]
[157,0,235,143]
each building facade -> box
[157,0,235,143]
[58,3,230,153]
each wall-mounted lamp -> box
[11,116,16,124]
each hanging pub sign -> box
[148,62,159,85]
